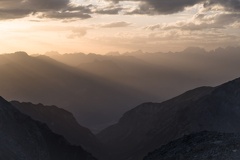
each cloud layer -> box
[105,0,240,15]
[1,0,240,20]
[0,0,91,20]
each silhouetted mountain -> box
[77,54,202,101]
[183,46,207,54]
[3,46,240,132]
[125,46,240,82]
[123,46,240,84]
[97,77,240,160]
[11,101,106,160]
[48,46,240,104]
[0,52,151,131]
[0,96,96,160]
[45,52,103,66]
[144,131,240,160]
[106,51,120,56]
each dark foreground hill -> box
[11,101,107,160]
[144,131,240,160]
[97,77,240,160]
[0,96,96,160]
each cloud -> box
[108,0,203,14]
[101,21,132,28]
[29,25,88,38]
[39,11,91,19]
[204,0,240,12]
[26,0,69,10]
[68,27,88,38]
[0,0,91,20]
[94,5,123,14]
[108,0,240,15]
[145,11,240,31]
[0,9,32,20]
[1,0,240,20]
[90,28,240,53]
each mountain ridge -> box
[97,77,240,160]
[11,101,106,160]
[0,96,96,160]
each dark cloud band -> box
[109,0,240,14]
[0,0,240,20]
[0,0,91,20]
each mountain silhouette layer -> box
[11,101,106,160]
[0,52,151,131]
[0,96,96,160]
[47,47,240,102]
[2,47,240,132]
[98,77,240,160]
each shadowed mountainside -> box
[0,96,96,160]
[144,131,240,160]
[11,101,107,160]
[97,77,240,160]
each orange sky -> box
[0,0,240,54]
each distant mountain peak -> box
[14,51,28,56]
[45,51,60,56]
[106,51,120,56]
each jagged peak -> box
[14,51,28,56]
[1,51,29,58]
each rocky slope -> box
[97,77,240,160]
[11,101,106,160]
[0,96,96,160]
[144,131,240,160]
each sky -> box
[0,0,240,54]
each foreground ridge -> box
[0,96,96,160]
[98,77,240,160]
[144,131,240,160]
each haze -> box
[1,0,240,131]
[0,46,240,132]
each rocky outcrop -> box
[144,131,240,160]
